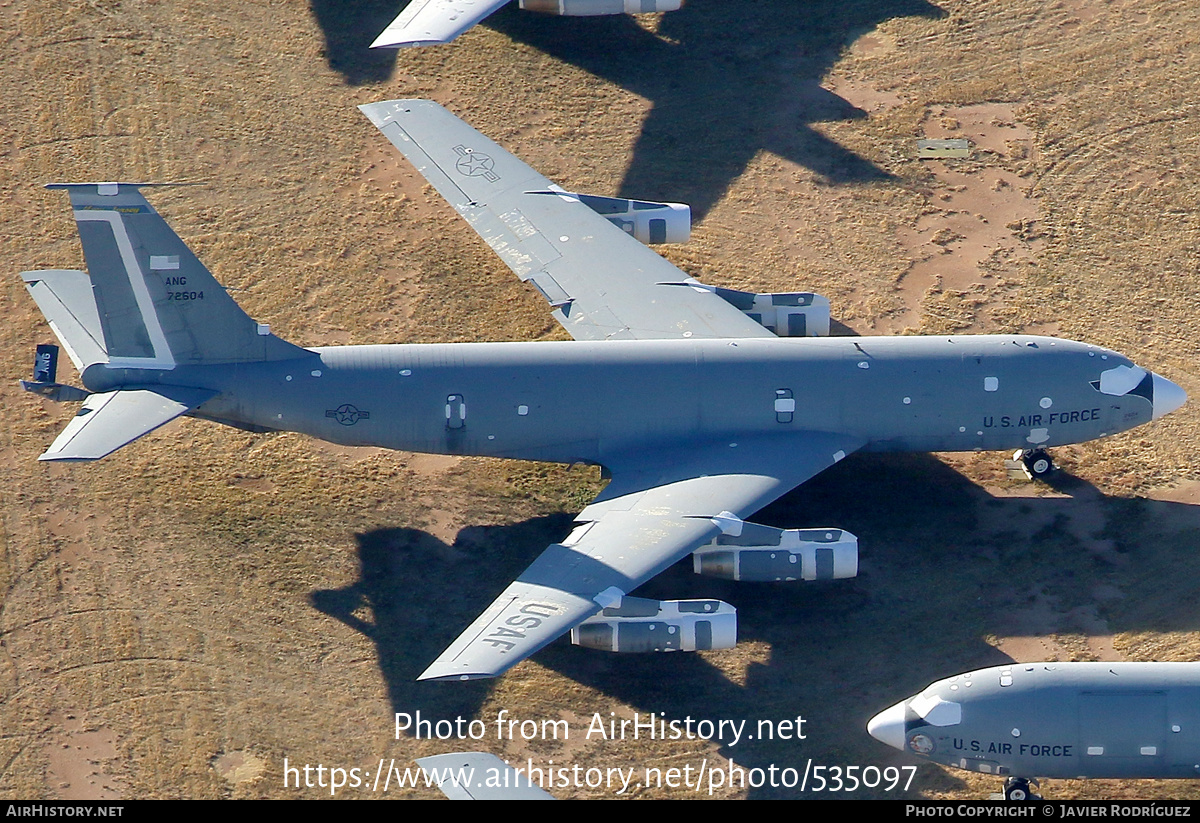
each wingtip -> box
[358,99,424,110]
[416,666,498,682]
[357,101,397,128]
[358,99,442,128]
[369,30,454,49]
[369,38,443,49]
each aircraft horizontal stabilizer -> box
[39,386,216,462]
[22,270,109,371]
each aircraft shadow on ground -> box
[311,451,1200,797]
[311,0,944,216]
[311,513,577,725]
[308,0,405,85]
[485,0,944,219]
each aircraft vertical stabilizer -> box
[23,184,309,462]
[41,183,305,369]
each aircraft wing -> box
[370,0,510,49]
[420,431,862,681]
[359,99,775,342]
[416,753,555,800]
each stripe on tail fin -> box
[24,184,310,461]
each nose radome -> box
[1152,373,1187,420]
[867,701,907,751]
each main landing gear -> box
[1002,776,1041,801]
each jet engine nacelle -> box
[571,597,736,652]
[693,523,858,582]
[520,0,683,16]
[562,192,690,245]
[713,288,832,337]
[655,281,833,336]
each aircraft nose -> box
[866,701,907,751]
[1153,373,1187,420]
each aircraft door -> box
[445,394,466,429]
[775,389,795,424]
[1078,692,1167,777]
[1165,689,1200,775]
[962,350,1002,449]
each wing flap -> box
[39,386,216,462]
[419,432,863,680]
[359,99,774,341]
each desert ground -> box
[2,0,1199,800]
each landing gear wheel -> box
[1022,449,1053,478]
[1003,776,1040,801]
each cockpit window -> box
[1093,364,1148,396]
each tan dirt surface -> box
[2,0,1199,800]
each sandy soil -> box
[2,0,1199,800]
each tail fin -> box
[35,183,305,370]
[24,183,308,462]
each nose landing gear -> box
[1002,776,1041,801]
[1022,449,1054,478]
[1008,448,1055,480]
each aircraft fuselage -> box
[80,334,1158,466]
[870,662,1200,781]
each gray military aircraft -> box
[21,100,1186,683]
[370,0,681,49]
[868,662,1200,800]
